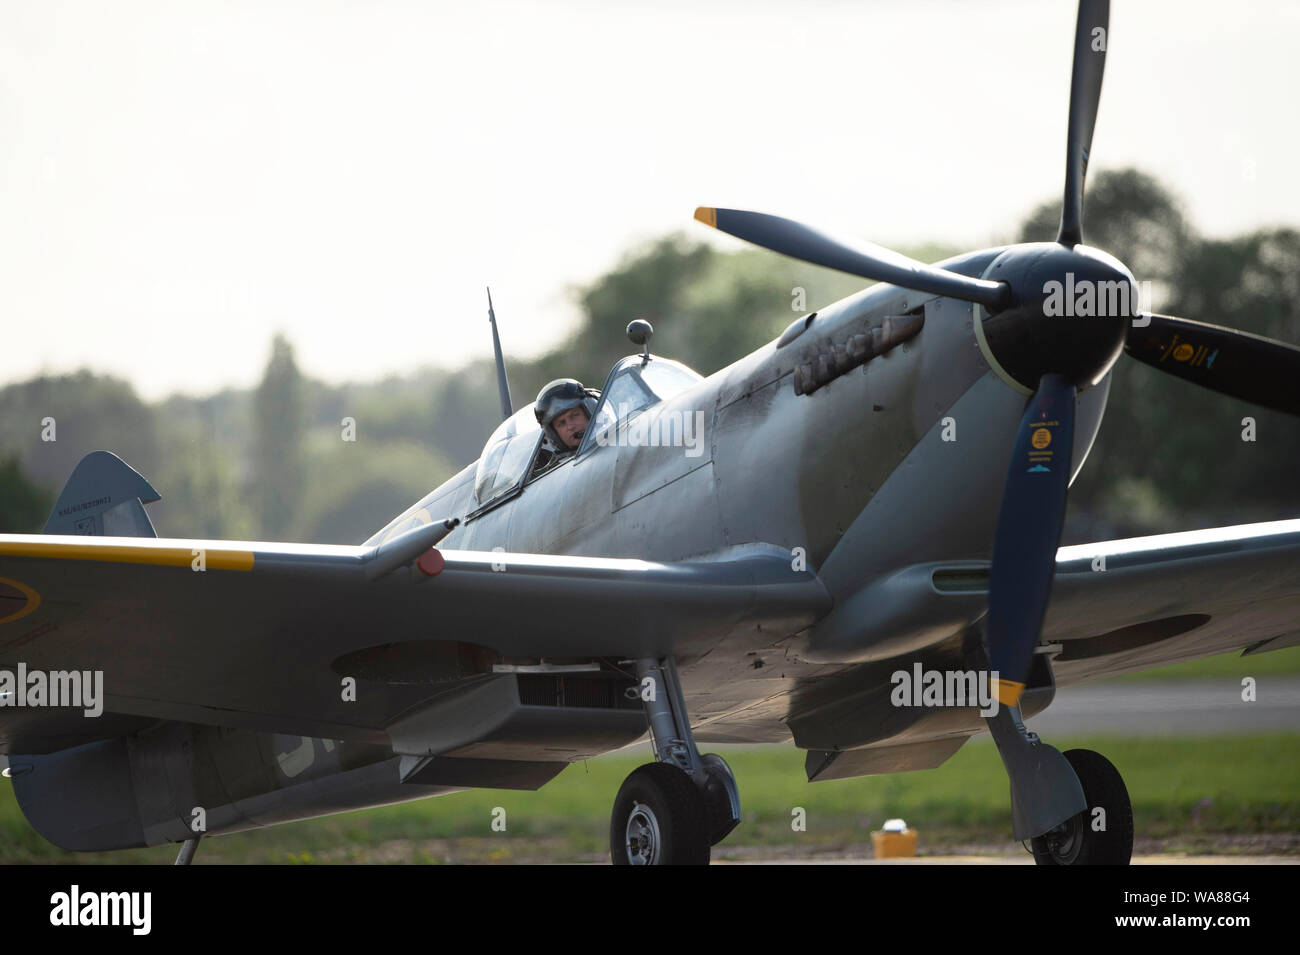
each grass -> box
[1095,645,1300,684]
[2,734,1296,863]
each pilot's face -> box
[553,406,589,449]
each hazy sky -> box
[3,0,1298,399]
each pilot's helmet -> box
[534,378,599,451]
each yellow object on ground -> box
[871,828,918,858]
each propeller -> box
[1126,313,1300,417]
[1058,0,1110,247]
[693,207,1011,311]
[984,375,1076,705]
[693,0,1299,708]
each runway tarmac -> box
[721,855,1299,864]
[1014,676,1300,737]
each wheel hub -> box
[1044,812,1085,864]
[624,801,662,865]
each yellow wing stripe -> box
[0,540,255,571]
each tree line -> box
[2,168,1296,545]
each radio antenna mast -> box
[486,286,514,422]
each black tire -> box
[1031,749,1134,865]
[610,763,711,865]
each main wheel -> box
[1031,749,1133,865]
[610,763,711,865]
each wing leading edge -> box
[1044,518,1300,684]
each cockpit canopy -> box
[472,405,543,506]
[471,355,703,509]
[579,356,701,453]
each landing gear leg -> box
[174,836,201,866]
[609,657,740,865]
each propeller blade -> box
[985,374,1077,708]
[1057,0,1110,247]
[695,207,1011,310]
[1126,313,1300,417]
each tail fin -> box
[42,450,160,537]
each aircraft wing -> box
[0,533,828,754]
[1043,518,1300,685]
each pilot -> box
[534,378,600,459]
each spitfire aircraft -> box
[3,0,1299,865]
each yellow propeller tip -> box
[995,679,1026,708]
[694,207,717,228]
